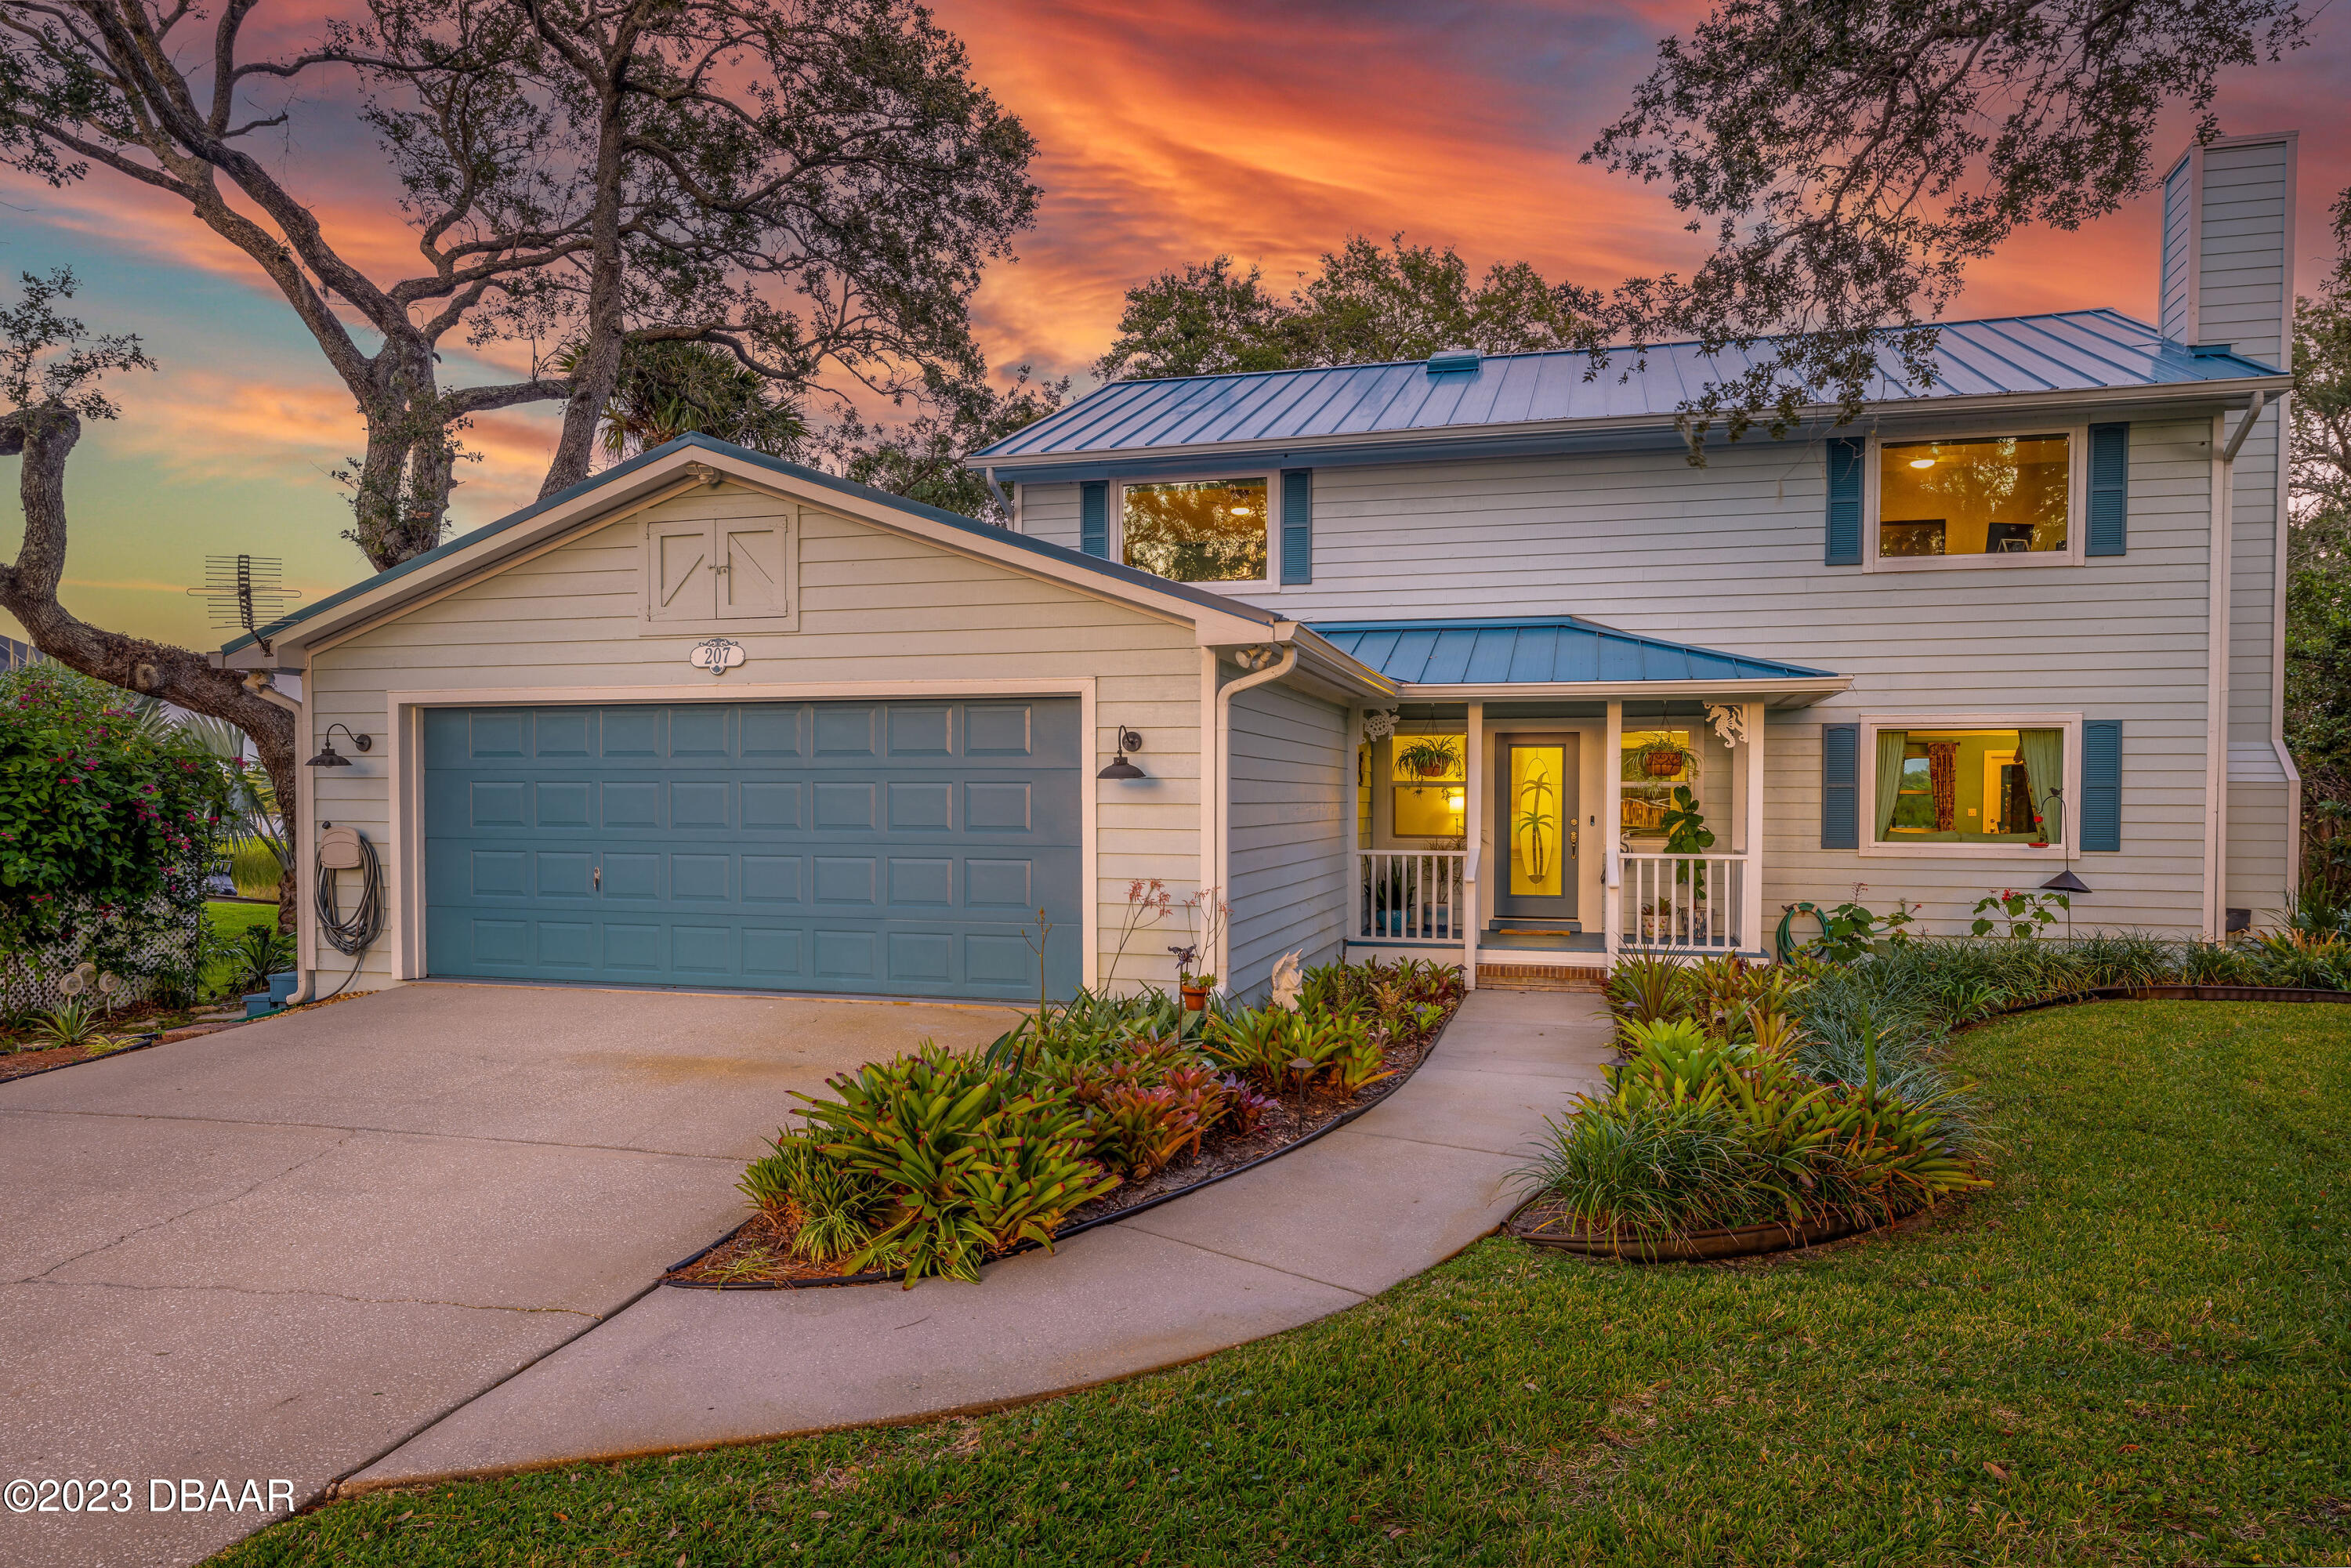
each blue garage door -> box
[422,699,1081,1000]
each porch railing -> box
[1617,853,1747,951]
[1357,850,1465,943]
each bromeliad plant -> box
[794,1044,1119,1287]
[730,958,1468,1287]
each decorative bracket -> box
[1361,708,1399,741]
[1704,701,1748,748]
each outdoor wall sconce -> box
[306,723,373,767]
[1097,726,1147,780]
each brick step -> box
[1476,963,1608,993]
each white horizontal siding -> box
[307,483,1204,995]
[2226,780,2292,925]
[1017,480,1081,550]
[1225,679,1348,997]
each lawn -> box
[205,899,280,991]
[218,1001,2349,1566]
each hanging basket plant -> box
[1642,744,1685,777]
[1395,736,1462,780]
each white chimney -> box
[2158,131,2298,366]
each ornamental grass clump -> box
[1522,992,1987,1249]
[737,1128,898,1266]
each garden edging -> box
[661,1000,1464,1291]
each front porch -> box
[1313,617,1845,984]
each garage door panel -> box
[535,852,594,898]
[536,922,594,969]
[671,853,732,901]
[537,781,592,828]
[742,856,802,903]
[602,853,662,900]
[813,706,875,756]
[741,781,801,829]
[888,705,954,756]
[424,698,1081,999]
[887,780,953,831]
[670,779,731,829]
[535,708,594,757]
[964,704,1034,755]
[602,780,661,828]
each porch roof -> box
[1311,616,1835,687]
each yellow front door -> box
[1497,735,1578,918]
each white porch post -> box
[1603,699,1622,961]
[1462,701,1483,987]
[1743,701,1766,957]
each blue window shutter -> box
[1821,723,1859,849]
[1079,480,1108,558]
[1825,438,1864,566]
[2081,720,2122,851]
[2086,423,2128,556]
[1280,469,1313,585]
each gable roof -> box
[1315,617,1835,688]
[972,310,2285,470]
[219,433,1283,658]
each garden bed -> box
[665,960,1462,1290]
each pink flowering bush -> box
[0,666,229,987]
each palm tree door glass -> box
[1501,739,1577,912]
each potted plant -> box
[1394,735,1462,782]
[1624,733,1699,780]
[1172,887,1230,1010]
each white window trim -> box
[1862,425,2088,573]
[1855,712,2082,860]
[1113,471,1280,593]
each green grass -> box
[218,1002,2349,1566]
[205,900,280,996]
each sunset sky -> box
[4,0,2346,650]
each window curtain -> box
[2019,729,2065,843]
[1873,729,1908,840]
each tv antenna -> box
[187,556,302,656]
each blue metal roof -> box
[1313,617,1836,686]
[974,310,2282,463]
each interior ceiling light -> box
[1230,505,1254,515]
[1908,458,1937,469]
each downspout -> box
[2204,413,2234,940]
[982,466,1014,524]
[1211,641,1299,991]
[245,673,321,1006]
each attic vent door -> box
[719,520,791,618]
[650,520,711,621]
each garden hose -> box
[314,828,386,958]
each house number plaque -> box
[688,636,746,677]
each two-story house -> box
[227,132,2300,1004]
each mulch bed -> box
[665,1003,1456,1290]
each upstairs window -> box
[1121,479,1269,584]
[1873,433,2075,567]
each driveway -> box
[0,983,1013,1568]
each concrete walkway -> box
[0,983,1012,1568]
[350,988,1612,1490]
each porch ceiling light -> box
[306,723,372,767]
[1098,726,1147,781]
[2039,869,2091,894]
